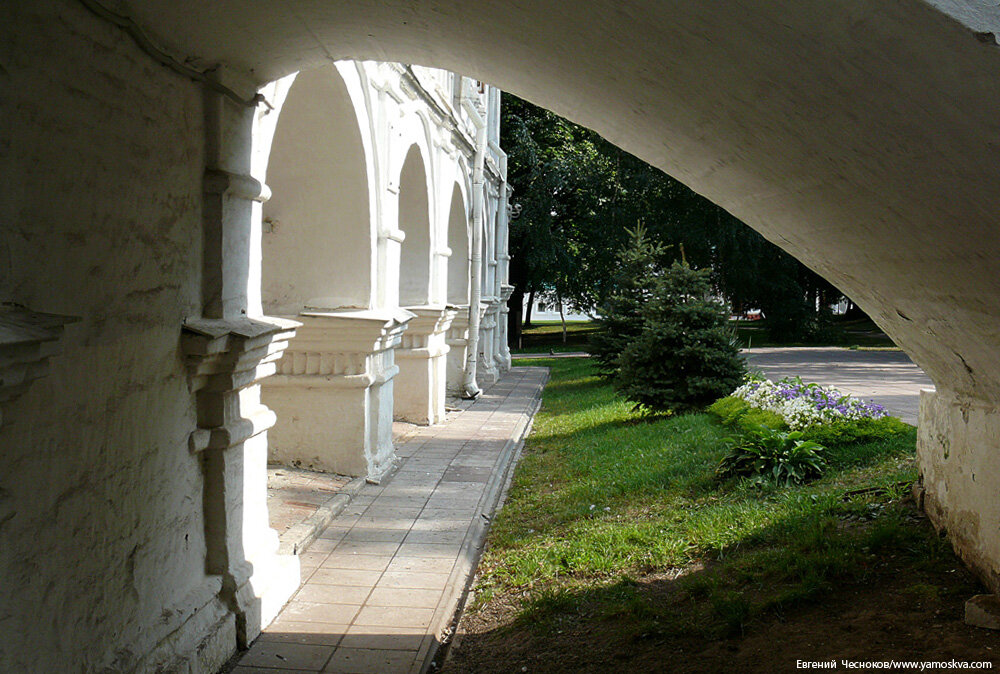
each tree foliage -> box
[501,93,850,343]
[615,261,746,414]
[589,226,666,378]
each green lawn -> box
[512,320,598,353]
[512,317,898,355]
[735,317,899,349]
[467,358,954,643]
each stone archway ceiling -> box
[127,0,1000,401]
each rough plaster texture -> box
[395,306,456,425]
[919,388,1000,592]
[123,0,1000,405]
[263,310,410,479]
[0,3,222,672]
[2,4,512,672]
[398,145,434,307]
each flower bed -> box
[732,377,887,430]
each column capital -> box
[399,305,458,355]
[181,316,299,394]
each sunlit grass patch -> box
[483,357,926,640]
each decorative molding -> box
[398,305,457,357]
[181,316,299,452]
[381,228,406,243]
[265,308,413,387]
[203,169,271,203]
[0,304,79,426]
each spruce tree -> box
[615,262,745,414]
[589,226,665,379]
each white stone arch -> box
[258,64,377,314]
[393,133,436,308]
[445,177,472,306]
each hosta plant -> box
[717,425,827,487]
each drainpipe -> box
[461,83,487,399]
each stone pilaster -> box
[181,315,300,648]
[497,284,514,373]
[477,296,501,388]
[262,309,413,481]
[395,305,457,424]
[0,304,78,427]
[445,304,470,396]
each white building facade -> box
[255,62,512,480]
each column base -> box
[395,306,456,425]
[446,306,470,396]
[263,309,412,479]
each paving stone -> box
[420,507,475,519]
[360,506,424,519]
[376,571,452,590]
[403,529,467,545]
[395,543,463,559]
[354,606,435,629]
[341,528,408,543]
[280,601,363,625]
[386,556,456,574]
[298,551,330,569]
[229,665,317,674]
[306,537,340,553]
[261,369,547,674]
[294,583,372,605]
[322,647,418,673]
[367,587,442,608]
[333,539,402,556]
[308,568,384,587]
[338,625,425,651]
[408,518,469,532]
[240,640,335,670]
[321,554,393,571]
[259,620,347,646]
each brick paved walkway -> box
[232,366,548,674]
[268,468,354,538]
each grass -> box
[513,317,899,356]
[470,357,934,641]
[736,316,900,349]
[512,320,598,353]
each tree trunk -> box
[557,292,567,344]
[524,288,536,329]
[508,287,524,350]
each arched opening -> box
[262,66,372,314]
[445,182,472,393]
[447,183,471,307]
[394,142,456,424]
[18,3,1000,668]
[397,144,433,308]
[259,64,405,481]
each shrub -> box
[717,425,827,487]
[590,226,667,379]
[615,262,746,414]
[800,416,910,447]
[708,395,785,433]
[707,396,751,425]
